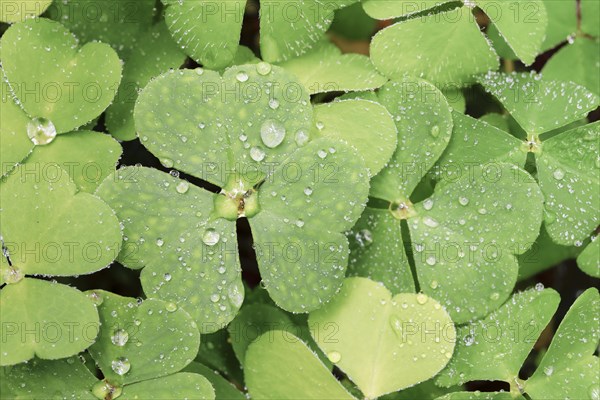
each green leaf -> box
[25,131,122,193]
[96,166,244,333]
[578,237,600,278]
[245,331,355,400]
[475,0,547,65]
[163,0,245,69]
[348,207,415,294]
[195,329,243,384]
[362,0,453,19]
[0,279,99,365]
[0,70,33,176]
[0,0,51,22]
[525,288,599,400]
[0,358,97,399]
[0,164,121,276]
[313,99,397,175]
[536,122,599,245]
[370,78,453,202]
[437,288,560,387]
[121,373,215,400]
[249,137,369,311]
[543,38,600,96]
[581,0,600,36]
[476,72,599,134]
[278,40,387,95]
[185,362,246,400]
[371,8,499,85]
[410,164,544,323]
[436,392,516,400]
[106,22,186,141]
[442,88,466,113]
[309,277,456,398]
[86,290,200,385]
[135,65,313,187]
[330,2,377,40]
[540,0,576,50]
[0,18,122,134]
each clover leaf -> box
[309,277,456,398]
[0,164,122,365]
[0,19,123,189]
[437,287,599,400]
[161,0,360,70]
[185,362,246,400]
[277,40,387,95]
[245,331,355,400]
[347,79,544,323]
[437,73,599,251]
[577,235,600,277]
[370,0,548,85]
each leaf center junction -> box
[214,179,260,221]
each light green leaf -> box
[370,78,453,201]
[195,329,243,383]
[348,207,415,294]
[478,113,511,132]
[184,362,246,400]
[330,2,377,40]
[409,164,544,323]
[245,331,355,400]
[0,358,96,398]
[86,290,200,385]
[50,0,155,58]
[536,122,599,245]
[25,131,122,193]
[0,70,33,176]
[96,166,243,333]
[578,237,600,278]
[442,88,466,113]
[135,65,313,187]
[477,72,600,134]
[122,373,215,400]
[278,40,387,95]
[309,277,455,398]
[0,279,99,366]
[363,0,452,19]
[437,288,560,387]
[0,164,121,276]
[163,0,245,70]
[543,38,600,96]
[0,18,122,133]
[581,0,600,36]
[371,8,499,85]
[475,0,547,65]
[540,0,576,50]
[106,22,186,141]
[313,99,397,175]
[525,288,599,400]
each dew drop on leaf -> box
[553,169,565,180]
[236,71,249,82]
[111,357,131,375]
[26,117,56,145]
[317,149,328,159]
[295,129,310,146]
[430,125,440,138]
[260,119,286,148]
[256,62,272,75]
[416,293,428,304]
[156,238,164,247]
[458,196,470,206]
[176,181,189,194]
[111,329,129,347]
[268,99,280,110]
[210,293,220,303]
[250,146,266,162]
[543,365,554,376]
[327,351,342,363]
[165,302,178,312]
[202,229,220,246]
[423,199,434,210]
[164,273,172,282]
[160,158,174,168]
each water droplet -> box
[316,121,325,130]
[176,181,189,194]
[295,129,310,146]
[416,293,428,304]
[3,267,24,284]
[165,302,178,312]
[423,199,434,210]
[111,357,130,375]
[156,238,164,247]
[195,67,204,75]
[268,99,280,110]
[423,216,439,228]
[210,293,220,303]
[202,229,220,246]
[164,273,172,282]
[327,351,342,363]
[425,256,436,266]
[260,119,286,148]
[236,71,249,82]
[304,187,313,196]
[317,149,328,159]
[458,197,470,206]
[553,169,565,180]
[430,125,440,137]
[160,158,174,168]
[589,385,600,400]
[477,208,487,215]
[490,292,500,300]
[295,220,305,228]
[111,329,129,347]
[198,122,206,129]
[430,280,439,289]
[250,146,266,162]
[463,335,474,346]
[27,117,56,145]
[256,62,272,75]
[543,366,554,376]
[88,291,103,305]
[535,282,544,291]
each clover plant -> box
[0,1,598,399]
